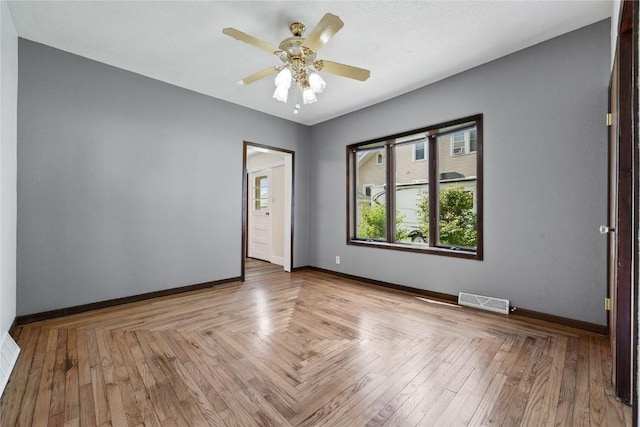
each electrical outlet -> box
[335,256,341,265]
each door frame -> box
[608,0,638,409]
[241,141,295,281]
[623,0,640,420]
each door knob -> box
[599,225,615,234]
[265,212,270,216]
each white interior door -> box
[249,171,272,262]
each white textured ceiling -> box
[8,1,611,126]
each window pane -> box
[452,132,465,155]
[253,175,269,210]
[394,134,428,244]
[414,140,425,161]
[355,146,386,240]
[437,127,478,249]
[470,128,477,152]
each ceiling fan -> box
[222,13,370,114]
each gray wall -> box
[1,0,18,334]
[17,39,311,315]
[309,20,611,326]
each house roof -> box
[7,1,611,126]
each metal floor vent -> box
[0,332,20,398]
[458,292,510,315]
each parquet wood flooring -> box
[0,269,631,426]
[245,258,284,279]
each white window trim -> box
[376,152,383,165]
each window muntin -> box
[348,115,482,259]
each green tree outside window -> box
[417,185,477,247]
[358,203,409,241]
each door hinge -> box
[606,113,613,126]
[605,297,612,311]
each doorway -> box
[242,142,294,281]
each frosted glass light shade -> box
[302,87,317,104]
[308,72,326,93]
[274,68,292,87]
[273,84,289,103]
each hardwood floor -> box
[0,269,631,426]
[245,258,284,279]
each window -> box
[347,115,483,259]
[253,175,269,210]
[470,128,477,152]
[413,139,425,161]
[450,129,477,155]
[452,132,465,155]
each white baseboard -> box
[0,332,20,398]
[271,256,284,266]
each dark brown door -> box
[607,0,636,404]
[606,54,620,398]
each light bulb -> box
[308,72,326,94]
[302,87,317,105]
[273,84,289,103]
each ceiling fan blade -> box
[301,13,344,52]
[318,60,370,81]
[237,67,279,86]
[222,28,280,55]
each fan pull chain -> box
[293,86,301,114]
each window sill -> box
[348,239,482,260]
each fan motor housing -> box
[278,37,317,65]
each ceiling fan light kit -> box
[308,72,326,93]
[223,13,370,114]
